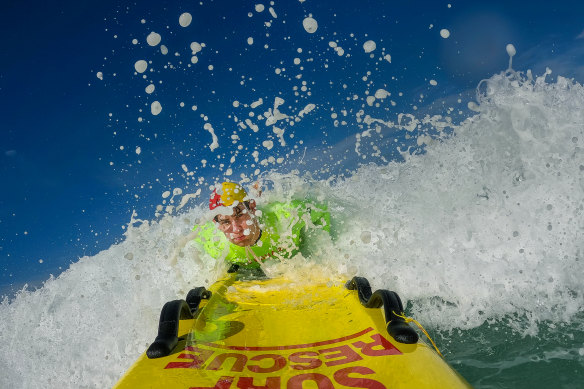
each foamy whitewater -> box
[1,70,584,387]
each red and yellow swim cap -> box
[209,182,248,210]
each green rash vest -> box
[193,200,330,269]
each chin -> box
[230,239,251,247]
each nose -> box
[230,219,243,232]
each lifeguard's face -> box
[215,201,261,247]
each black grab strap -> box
[346,277,418,344]
[146,300,193,359]
[346,276,372,304]
[186,287,212,313]
[147,287,212,359]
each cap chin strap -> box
[253,229,262,245]
[244,245,266,270]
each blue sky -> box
[2,0,584,296]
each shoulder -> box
[260,200,309,214]
[192,221,228,258]
[193,220,219,237]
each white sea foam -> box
[326,70,584,333]
[1,70,583,387]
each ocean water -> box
[1,68,583,388]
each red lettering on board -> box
[237,377,281,389]
[318,345,363,367]
[207,353,248,372]
[165,347,215,369]
[190,376,234,389]
[164,331,402,378]
[289,351,323,370]
[352,334,402,357]
[247,354,287,373]
[333,367,386,389]
[287,373,335,389]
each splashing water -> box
[337,69,584,332]
[1,68,583,388]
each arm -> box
[290,199,331,233]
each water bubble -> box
[363,40,376,53]
[146,32,161,46]
[467,101,480,112]
[134,60,148,73]
[360,231,372,244]
[506,43,516,57]
[179,13,192,27]
[303,17,318,33]
[191,42,202,54]
[151,101,162,115]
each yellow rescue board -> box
[115,274,470,388]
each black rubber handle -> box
[346,277,418,344]
[146,287,212,359]
[146,300,193,359]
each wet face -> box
[214,201,261,247]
